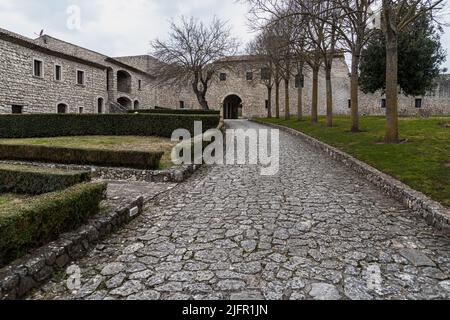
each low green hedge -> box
[0,164,91,195]
[0,182,106,267]
[129,109,221,115]
[0,114,220,139]
[0,145,163,169]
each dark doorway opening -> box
[57,103,68,114]
[98,98,104,113]
[117,97,132,109]
[223,95,242,119]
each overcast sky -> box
[0,0,449,71]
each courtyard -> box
[29,120,450,300]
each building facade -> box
[0,27,449,117]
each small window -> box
[57,103,68,114]
[77,70,85,85]
[381,99,386,108]
[415,98,422,108]
[246,72,253,81]
[33,59,43,77]
[11,105,23,114]
[295,74,304,88]
[78,107,84,114]
[55,65,62,81]
[219,73,227,81]
[179,101,185,109]
[261,68,271,80]
[265,100,269,109]
[348,99,352,109]
[138,80,142,90]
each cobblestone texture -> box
[30,120,450,300]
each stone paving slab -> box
[29,120,450,300]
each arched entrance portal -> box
[117,97,132,110]
[223,95,242,120]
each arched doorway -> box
[117,97,132,110]
[134,100,140,110]
[57,103,68,114]
[117,70,132,93]
[97,97,104,114]
[223,95,242,119]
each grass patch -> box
[0,136,178,169]
[257,115,450,207]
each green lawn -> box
[0,194,27,208]
[257,116,450,208]
[0,136,178,169]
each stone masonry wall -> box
[0,38,107,114]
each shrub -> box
[0,165,91,195]
[0,145,163,170]
[0,182,106,266]
[129,109,221,115]
[0,114,220,139]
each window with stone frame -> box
[33,59,43,78]
[415,98,423,108]
[246,72,253,81]
[76,70,85,85]
[381,99,387,108]
[261,68,271,81]
[11,105,23,114]
[220,73,227,81]
[179,101,185,109]
[55,64,62,81]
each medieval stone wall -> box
[0,37,106,114]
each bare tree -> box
[247,30,282,118]
[151,16,239,110]
[381,0,445,143]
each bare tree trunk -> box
[275,81,280,119]
[311,66,319,123]
[350,51,360,132]
[192,80,209,110]
[384,5,399,143]
[285,78,290,120]
[325,63,333,127]
[267,86,272,118]
[297,84,303,121]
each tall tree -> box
[381,0,444,143]
[359,13,446,96]
[151,16,239,110]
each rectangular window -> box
[246,72,253,81]
[348,99,352,109]
[33,59,43,77]
[265,100,269,109]
[219,73,227,81]
[138,80,142,90]
[77,70,85,85]
[381,99,386,108]
[179,101,185,109]
[55,65,62,81]
[261,68,271,81]
[415,98,423,108]
[11,105,23,114]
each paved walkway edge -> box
[0,195,145,300]
[252,120,450,234]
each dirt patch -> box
[438,123,450,128]
[443,160,450,168]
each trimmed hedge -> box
[0,164,91,195]
[129,109,221,115]
[0,182,106,267]
[0,114,220,139]
[0,145,163,169]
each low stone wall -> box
[253,120,450,234]
[0,161,200,183]
[0,195,144,300]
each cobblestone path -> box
[31,120,450,300]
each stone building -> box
[0,27,156,114]
[0,27,449,117]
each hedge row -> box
[129,109,221,115]
[0,145,163,170]
[0,182,106,267]
[0,164,91,195]
[0,114,220,139]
